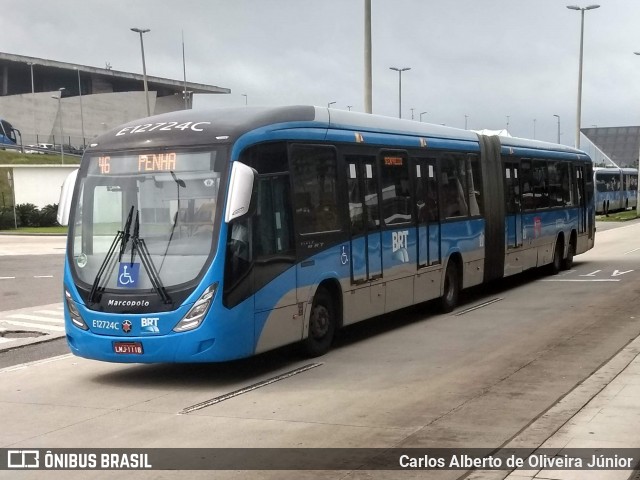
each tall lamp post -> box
[75,68,85,148]
[634,52,640,215]
[553,114,561,144]
[242,93,248,105]
[420,111,427,122]
[131,27,151,117]
[51,88,65,164]
[389,67,410,118]
[27,62,36,143]
[328,101,336,108]
[567,4,600,149]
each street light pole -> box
[75,68,85,148]
[567,4,600,149]
[27,62,36,143]
[328,101,336,108]
[533,118,536,139]
[389,67,410,119]
[364,0,372,113]
[52,88,65,164]
[634,52,640,217]
[465,114,468,130]
[131,27,151,117]
[242,94,248,105]
[420,111,427,122]
[553,114,561,144]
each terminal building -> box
[0,51,230,147]
[581,126,640,168]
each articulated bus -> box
[58,106,595,363]
[594,166,638,214]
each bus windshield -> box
[70,148,225,294]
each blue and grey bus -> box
[594,166,638,214]
[0,118,18,146]
[58,106,595,363]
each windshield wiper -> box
[130,211,172,304]
[88,205,135,304]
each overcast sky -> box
[4,0,640,147]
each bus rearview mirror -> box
[225,161,256,223]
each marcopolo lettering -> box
[107,300,150,307]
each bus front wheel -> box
[302,287,336,357]
[440,263,460,313]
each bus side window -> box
[290,145,340,234]
[440,154,469,219]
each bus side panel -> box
[253,265,301,354]
[255,244,351,353]
[439,218,485,289]
[382,226,416,313]
[521,208,574,267]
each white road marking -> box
[0,320,64,332]
[33,275,53,278]
[0,277,15,280]
[624,247,640,255]
[543,279,620,282]
[7,313,63,324]
[34,310,64,316]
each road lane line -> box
[543,279,620,282]
[0,320,64,331]
[7,314,64,324]
[0,277,15,280]
[34,310,64,316]
[0,354,73,374]
[624,247,640,255]
[33,275,54,278]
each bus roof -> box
[86,106,588,159]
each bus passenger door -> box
[415,158,440,267]
[252,174,300,352]
[575,165,586,234]
[504,162,523,249]
[346,156,382,283]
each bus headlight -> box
[173,283,218,332]
[65,288,88,330]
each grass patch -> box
[0,226,67,234]
[596,210,639,222]
[0,149,80,165]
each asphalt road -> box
[0,254,64,310]
[1,224,640,480]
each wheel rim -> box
[310,304,330,339]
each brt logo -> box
[392,230,409,253]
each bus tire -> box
[302,287,336,357]
[562,241,575,270]
[440,263,459,313]
[551,239,563,274]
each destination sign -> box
[91,151,213,176]
[384,156,404,166]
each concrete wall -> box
[0,90,159,146]
[8,165,77,208]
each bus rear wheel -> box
[440,263,459,313]
[302,287,336,357]
[562,241,575,270]
[551,240,563,274]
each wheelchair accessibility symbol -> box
[340,245,349,265]
[117,263,140,288]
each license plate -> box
[113,342,143,354]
